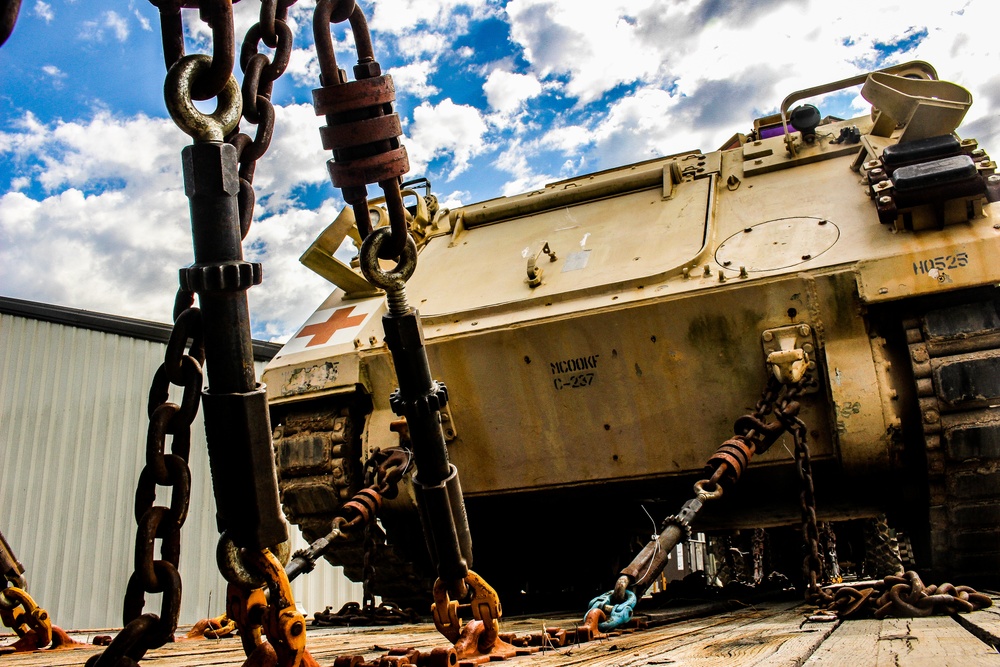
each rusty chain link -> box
[313,0,410,260]
[298,449,423,627]
[230,0,296,237]
[286,448,413,586]
[87,303,204,667]
[821,571,992,619]
[777,389,834,606]
[751,528,766,586]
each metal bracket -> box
[526,241,557,287]
[762,324,817,385]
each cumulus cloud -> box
[80,10,129,42]
[33,1,54,23]
[390,60,440,100]
[0,113,188,322]
[369,0,493,37]
[41,65,66,87]
[405,99,488,180]
[483,69,542,113]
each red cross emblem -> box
[296,306,367,347]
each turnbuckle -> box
[313,0,409,259]
[599,383,807,626]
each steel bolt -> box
[703,265,712,277]
[762,331,774,342]
[878,195,892,205]
[972,148,985,157]
[988,175,1000,184]
[718,270,727,283]
[739,266,748,279]
[802,343,814,354]
[369,336,377,345]
[798,324,811,336]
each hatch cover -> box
[715,216,840,272]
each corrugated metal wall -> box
[0,310,361,630]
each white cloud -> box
[104,10,128,41]
[41,65,66,88]
[286,47,322,88]
[33,1,54,23]
[505,0,662,104]
[483,69,542,113]
[80,10,129,42]
[494,141,551,196]
[132,8,150,31]
[369,0,493,36]
[396,31,450,59]
[390,60,440,99]
[405,99,488,180]
[439,190,469,209]
[241,103,330,213]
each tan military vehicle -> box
[263,62,1000,604]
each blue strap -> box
[586,589,637,631]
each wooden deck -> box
[4,598,1000,666]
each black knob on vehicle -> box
[790,104,822,142]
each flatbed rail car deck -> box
[5,598,1000,666]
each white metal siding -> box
[0,311,361,630]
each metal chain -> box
[751,528,766,586]
[360,455,381,615]
[87,302,204,667]
[151,0,295,235]
[782,405,833,605]
[819,522,841,583]
[285,448,412,581]
[229,0,296,237]
[822,571,992,619]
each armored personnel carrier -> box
[263,61,1000,603]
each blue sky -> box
[1,0,997,341]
